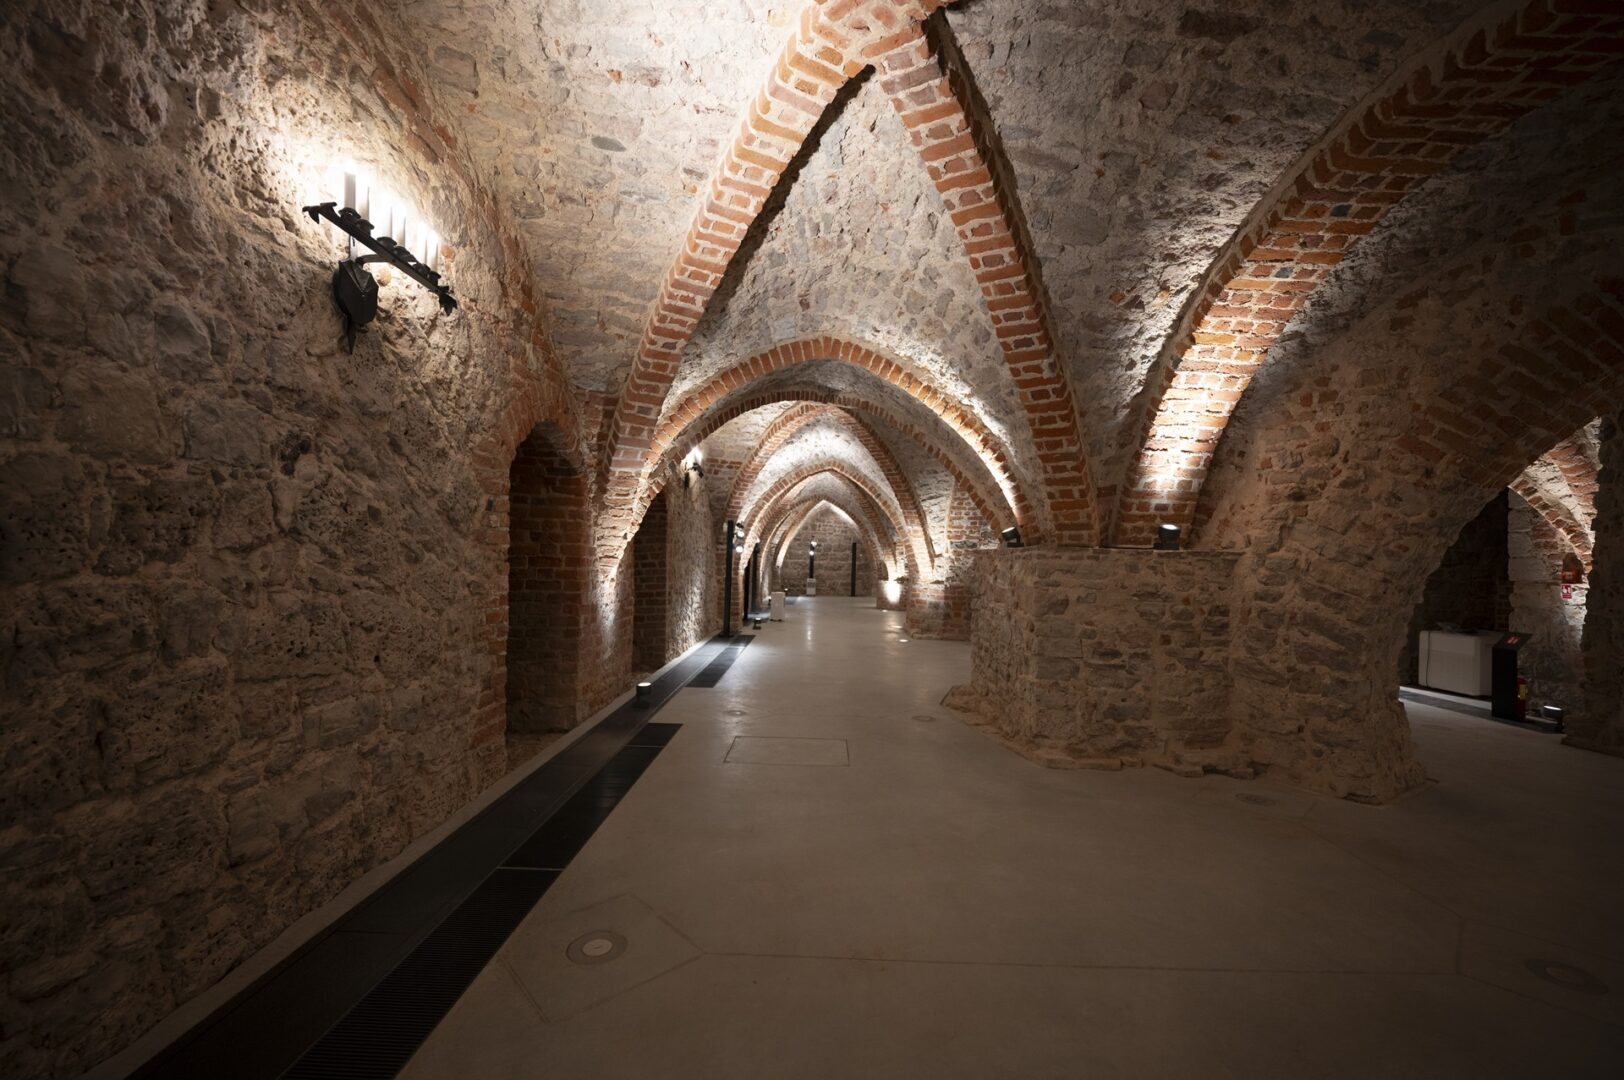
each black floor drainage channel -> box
[687,634,754,688]
[131,638,727,1080]
[282,724,681,1078]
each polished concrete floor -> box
[405,598,1624,1078]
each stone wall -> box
[948,549,1240,772]
[1575,414,1623,754]
[915,482,998,640]
[0,3,589,1076]
[663,470,721,659]
[1508,491,1587,713]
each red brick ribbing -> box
[880,23,1100,545]
[1117,0,1624,546]
[739,458,918,581]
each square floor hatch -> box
[723,736,849,766]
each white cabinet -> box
[1417,630,1497,696]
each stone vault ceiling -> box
[396,0,1575,507]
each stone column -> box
[1573,413,1623,754]
[944,548,1241,775]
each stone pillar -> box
[1573,414,1623,754]
[944,548,1241,774]
[1507,491,1587,712]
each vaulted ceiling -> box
[391,0,1624,556]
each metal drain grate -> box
[281,868,557,1079]
[687,636,753,688]
[505,744,662,870]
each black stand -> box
[1490,631,1532,721]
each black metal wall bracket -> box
[302,202,457,352]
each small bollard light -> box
[1001,526,1022,548]
[635,681,653,708]
[1154,523,1181,550]
[1541,704,1564,733]
[753,619,762,630]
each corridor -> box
[402,599,1624,1079]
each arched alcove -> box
[506,424,588,735]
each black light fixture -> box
[1001,526,1022,548]
[1541,704,1565,733]
[1154,523,1181,551]
[634,681,653,708]
[302,201,457,352]
[683,454,705,489]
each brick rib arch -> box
[741,461,916,582]
[600,2,947,544]
[1206,268,1624,800]
[468,363,590,752]
[770,490,900,583]
[1510,472,1593,569]
[724,402,836,522]
[768,498,892,584]
[651,387,1014,537]
[724,403,937,569]
[1116,0,1624,546]
[879,19,1099,546]
[644,335,1035,536]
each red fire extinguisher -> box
[1516,676,1529,721]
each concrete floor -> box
[404,598,1624,1079]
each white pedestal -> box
[805,581,817,596]
[770,590,787,621]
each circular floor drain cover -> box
[1235,793,1275,806]
[1524,958,1609,995]
[566,930,628,965]
[912,714,937,723]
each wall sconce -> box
[1001,527,1022,548]
[684,454,705,489]
[1154,523,1181,551]
[303,167,456,352]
